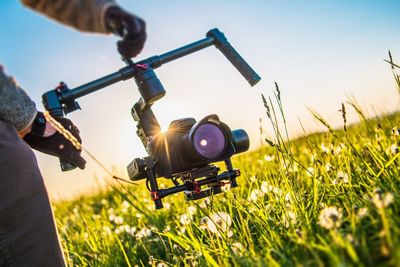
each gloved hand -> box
[105,6,146,58]
[23,112,86,170]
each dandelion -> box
[200,212,232,237]
[306,167,314,177]
[188,206,197,216]
[264,155,275,161]
[337,171,349,183]
[102,226,112,235]
[372,191,394,208]
[354,207,368,219]
[320,143,331,154]
[113,216,124,225]
[248,189,264,202]
[318,206,343,229]
[231,242,245,256]
[283,211,297,228]
[180,214,191,225]
[92,214,101,220]
[390,144,399,154]
[135,227,152,239]
[249,175,257,182]
[325,163,333,172]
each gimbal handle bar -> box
[42,28,261,116]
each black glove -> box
[105,6,146,58]
[24,112,86,170]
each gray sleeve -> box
[21,0,117,34]
[0,69,37,131]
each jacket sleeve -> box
[0,69,37,132]
[21,0,117,33]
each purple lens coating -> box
[193,123,226,159]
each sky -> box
[1,1,399,199]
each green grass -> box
[54,56,400,267]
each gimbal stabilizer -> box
[42,28,261,209]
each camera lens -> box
[193,123,227,159]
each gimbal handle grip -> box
[207,29,261,87]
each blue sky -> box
[1,1,399,199]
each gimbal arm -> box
[42,28,261,116]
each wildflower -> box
[306,167,314,177]
[231,242,245,256]
[135,213,143,218]
[285,192,292,203]
[264,155,275,161]
[135,227,152,239]
[108,214,115,222]
[337,171,349,183]
[346,233,354,243]
[318,206,343,229]
[163,202,171,209]
[188,206,197,216]
[92,214,101,220]
[122,200,130,208]
[325,163,333,172]
[180,214,191,225]
[157,262,168,267]
[372,191,394,208]
[113,216,124,225]
[248,189,264,202]
[249,175,257,182]
[100,199,108,206]
[390,144,399,154]
[283,211,297,228]
[200,212,232,237]
[333,143,346,155]
[102,226,111,235]
[356,207,368,219]
[320,143,331,154]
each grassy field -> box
[54,57,400,267]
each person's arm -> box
[21,0,116,33]
[0,67,37,134]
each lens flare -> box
[200,139,208,146]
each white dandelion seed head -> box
[121,200,130,208]
[231,242,245,256]
[264,155,275,161]
[188,205,197,216]
[135,227,152,239]
[372,192,394,208]
[390,144,399,155]
[248,189,264,202]
[180,214,191,225]
[307,167,315,177]
[113,216,124,225]
[318,206,343,229]
[357,207,368,219]
[200,212,232,236]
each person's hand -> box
[105,6,146,58]
[23,112,86,169]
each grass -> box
[54,54,400,266]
